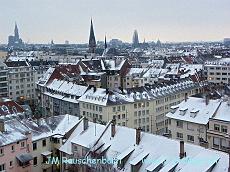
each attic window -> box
[190,109,199,118]
[1,105,9,113]
[170,105,179,113]
[179,107,188,116]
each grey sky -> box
[0,0,230,44]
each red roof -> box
[0,101,24,116]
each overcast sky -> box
[0,0,230,44]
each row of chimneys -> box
[82,117,187,159]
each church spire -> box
[14,22,19,40]
[104,35,107,49]
[89,18,96,53]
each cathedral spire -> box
[104,35,107,49]
[14,22,19,40]
[89,18,96,53]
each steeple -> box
[104,35,107,49]
[14,22,19,40]
[132,30,139,48]
[89,18,96,53]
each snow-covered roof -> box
[59,119,229,172]
[37,67,55,86]
[166,97,221,125]
[0,114,80,146]
[46,79,88,97]
[212,99,230,122]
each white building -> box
[166,97,221,146]
[204,58,230,84]
[0,61,8,97]
[59,117,229,172]
[207,98,230,152]
[5,61,35,103]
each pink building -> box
[0,119,33,172]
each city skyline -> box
[1,0,230,44]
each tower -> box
[104,35,107,49]
[14,22,19,41]
[88,19,96,53]
[132,30,139,48]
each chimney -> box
[205,95,209,105]
[179,141,186,159]
[93,86,96,92]
[185,93,188,102]
[83,117,89,131]
[111,119,116,137]
[136,127,141,145]
[0,119,5,132]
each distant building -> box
[132,30,139,48]
[8,23,24,49]
[224,38,230,46]
[204,58,230,84]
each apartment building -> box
[204,58,230,84]
[78,79,204,135]
[0,114,79,172]
[207,99,230,152]
[59,117,229,172]
[166,97,221,146]
[0,61,8,97]
[0,119,33,172]
[5,61,35,103]
[37,79,88,117]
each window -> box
[134,104,137,108]
[176,120,183,128]
[11,145,14,152]
[122,114,125,119]
[146,110,149,115]
[221,125,227,133]
[10,161,13,167]
[33,157,37,165]
[33,142,37,150]
[0,148,3,156]
[21,141,25,148]
[99,107,102,112]
[146,102,149,107]
[0,164,5,171]
[214,124,220,131]
[113,107,116,112]
[187,123,194,131]
[42,139,46,147]
[122,106,125,111]
[187,135,194,142]
[213,137,220,148]
[117,106,121,111]
[177,132,183,140]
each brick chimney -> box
[136,127,141,145]
[83,117,89,131]
[0,119,5,132]
[179,141,186,159]
[111,119,116,137]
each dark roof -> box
[29,60,58,67]
[5,61,29,67]
[16,153,33,163]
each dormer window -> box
[190,109,199,118]
[179,107,188,116]
[170,105,179,114]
